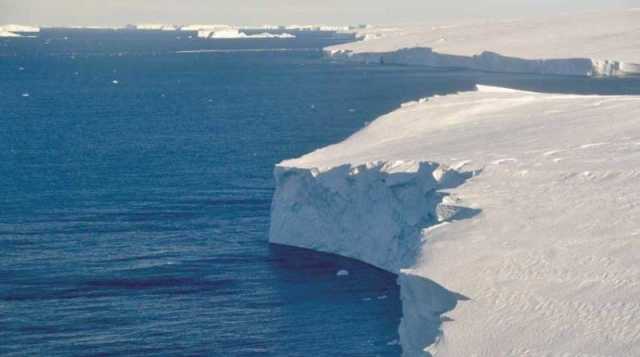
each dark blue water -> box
[2,30,640,357]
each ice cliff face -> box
[270,161,476,356]
[270,161,475,272]
[270,86,640,356]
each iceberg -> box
[326,9,640,76]
[0,30,22,38]
[135,23,177,31]
[1,24,40,33]
[0,24,40,38]
[180,24,233,32]
[270,85,640,356]
[198,29,295,39]
[67,25,125,30]
[283,24,351,32]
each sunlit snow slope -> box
[270,86,640,356]
[326,9,640,76]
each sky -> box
[1,0,639,26]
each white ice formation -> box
[196,29,295,39]
[326,9,640,77]
[0,24,40,38]
[270,85,640,356]
[180,24,233,32]
[135,23,178,31]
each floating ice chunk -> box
[21,93,30,97]
[336,269,349,277]
[112,80,119,84]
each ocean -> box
[2,29,640,356]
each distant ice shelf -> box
[325,9,640,77]
[269,85,640,356]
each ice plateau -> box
[326,9,640,77]
[270,85,640,356]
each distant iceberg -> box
[0,24,40,38]
[198,29,295,39]
[0,30,22,38]
[180,24,233,32]
[1,24,40,33]
[135,23,177,31]
[283,24,352,32]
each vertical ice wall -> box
[270,161,477,356]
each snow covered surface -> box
[270,86,640,356]
[326,9,640,76]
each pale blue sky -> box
[1,0,639,26]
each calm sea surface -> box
[2,29,639,356]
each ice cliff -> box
[326,9,640,77]
[270,161,476,272]
[270,86,640,356]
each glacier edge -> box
[268,85,640,356]
[269,161,478,356]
